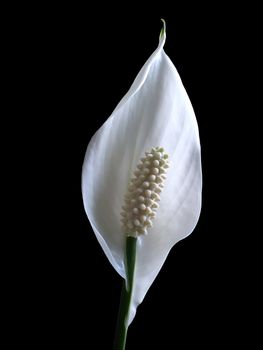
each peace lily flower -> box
[82,20,202,349]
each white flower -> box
[82,22,202,326]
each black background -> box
[7,4,258,349]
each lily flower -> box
[82,20,202,348]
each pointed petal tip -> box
[159,18,166,40]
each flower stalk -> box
[113,236,137,350]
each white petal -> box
[82,28,202,325]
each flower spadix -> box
[82,22,202,326]
[121,147,169,237]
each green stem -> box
[113,236,137,350]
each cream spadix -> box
[121,147,169,237]
[82,22,202,327]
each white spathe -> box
[82,26,202,325]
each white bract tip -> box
[121,148,169,237]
